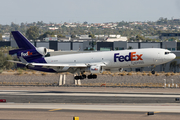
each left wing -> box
[30,63,87,67]
[8,58,106,73]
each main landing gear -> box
[87,74,97,79]
[74,74,97,80]
[74,74,86,80]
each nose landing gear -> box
[151,66,156,74]
[151,70,155,74]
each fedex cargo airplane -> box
[9,31,176,79]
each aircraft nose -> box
[171,53,176,60]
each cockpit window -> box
[165,52,170,55]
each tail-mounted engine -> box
[36,47,47,56]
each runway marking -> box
[1,92,180,98]
[49,108,62,111]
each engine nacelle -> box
[36,47,47,56]
[89,65,103,74]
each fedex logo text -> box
[21,51,33,57]
[91,68,98,71]
[114,52,143,62]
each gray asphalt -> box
[1,108,180,115]
[0,95,179,103]
[0,90,180,103]
[1,108,180,120]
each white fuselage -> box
[44,48,176,72]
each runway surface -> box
[0,87,180,120]
[0,90,180,103]
[0,108,180,120]
[0,103,180,113]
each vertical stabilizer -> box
[9,31,46,63]
[11,31,35,50]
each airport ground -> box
[0,71,180,120]
[0,72,180,88]
[0,108,180,120]
[0,87,180,120]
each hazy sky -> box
[1,0,180,24]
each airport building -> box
[160,33,180,40]
[9,40,178,51]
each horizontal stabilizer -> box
[19,57,28,64]
[7,60,26,65]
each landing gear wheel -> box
[88,74,97,79]
[151,70,155,74]
[82,74,86,79]
[74,76,85,80]
[74,76,79,80]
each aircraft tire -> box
[82,74,86,79]
[88,75,97,79]
[151,70,155,74]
